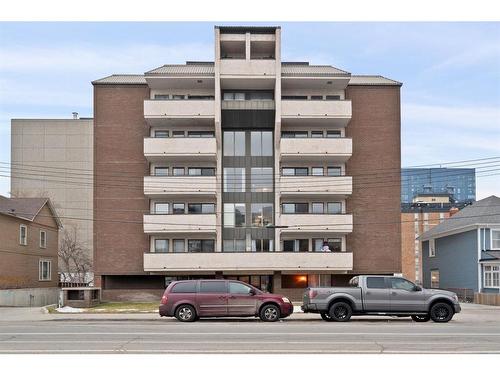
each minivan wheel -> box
[430,302,454,323]
[320,312,335,322]
[411,315,430,322]
[175,304,197,322]
[260,304,280,322]
[328,302,352,322]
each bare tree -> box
[58,227,92,284]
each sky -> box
[0,22,499,199]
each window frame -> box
[38,259,52,281]
[429,239,436,257]
[39,230,47,249]
[483,265,500,288]
[19,224,27,246]
[491,230,500,250]
[154,202,169,215]
[430,270,440,289]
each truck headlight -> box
[282,297,291,303]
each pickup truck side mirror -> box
[414,285,422,292]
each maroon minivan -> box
[159,279,294,322]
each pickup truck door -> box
[389,278,426,312]
[363,277,391,311]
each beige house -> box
[0,196,61,306]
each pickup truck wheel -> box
[411,315,430,322]
[328,302,352,322]
[320,313,335,322]
[430,302,454,323]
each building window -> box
[223,131,245,156]
[155,239,169,253]
[188,131,214,138]
[173,239,185,253]
[311,202,324,214]
[188,239,215,253]
[282,202,308,214]
[251,203,273,227]
[67,290,85,300]
[223,239,246,252]
[172,167,185,176]
[223,203,246,227]
[251,238,273,252]
[327,167,342,176]
[325,95,341,101]
[39,230,47,249]
[327,238,342,252]
[172,203,185,214]
[188,203,215,214]
[251,167,273,192]
[327,202,342,214]
[250,131,273,156]
[311,131,323,138]
[282,167,308,176]
[484,265,500,288]
[281,131,308,138]
[282,275,308,288]
[429,239,436,257]
[326,130,342,138]
[154,167,169,176]
[311,167,324,176]
[430,270,440,288]
[39,260,51,281]
[491,230,500,250]
[282,239,308,252]
[172,131,185,137]
[223,167,245,192]
[154,202,169,214]
[19,224,27,245]
[188,167,215,176]
[154,130,169,138]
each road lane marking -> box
[1,332,499,336]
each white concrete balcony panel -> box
[280,138,352,162]
[144,100,215,125]
[281,100,352,126]
[144,251,353,272]
[143,214,216,234]
[144,176,217,198]
[279,176,352,197]
[219,59,276,77]
[279,214,353,234]
[143,137,216,162]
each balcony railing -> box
[143,251,353,272]
[279,213,353,233]
[144,175,217,197]
[279,176,352,196]
[144,99,215,124]
[143,137,217,161]
[143,213,217,234]
[281,100,352,126]
[280,137,352,162]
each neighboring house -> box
[401,193,469,283]
[92,25,402,301]
[420,195,500,298]
[10,117,94,282]
[0,196,62,306]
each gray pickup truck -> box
[302,275,461,323]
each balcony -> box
[280,137,352,162]
[279,214,353,234]
[144,176,217,198]
[281,100,352,126]
[143,251,353,272]
[144,99,215,126]
[143,214,216,234]
[143,137,216,162]
[279,176,352,197]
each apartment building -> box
[93,26,402,301]
[11,118,94,282]
[0,196,61,306]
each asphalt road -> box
[1,305,500,353]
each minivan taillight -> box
[308,290,318,299]
[160,295,168,305]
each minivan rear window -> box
[171,281,197,293]
[366,277,387,289]
[199,281,227,293]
